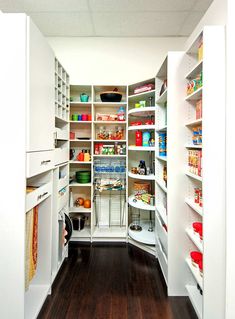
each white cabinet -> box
[26,18,55,152]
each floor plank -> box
[38,243,197,319]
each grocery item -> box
[133,181,150,195]
[135,130,142,146]
[190,251,203,268]
[159,132,167,156]
[134,83,155,94]
[80,93,89,102]
[142,131,151,146]
[198,35,203,61]
[75,197,84,207]
[138,160,147,175]
[84,199,91,208]
[117,106,125,121]
[188,150,202,176]
[84,150,91,162]
[163,165,167,185]
[139,101,146,107]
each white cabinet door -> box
[26,18,55,152]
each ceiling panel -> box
[23,0,89,12]
[178,11,204,36]
[30,12,94,36]
[92,11,188,37]
[0,0,24,12]
[89,0,196,12]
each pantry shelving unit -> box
[178,27,225,319]
[92,85,128,241]
[68,85,128,242]
[52,58,70,284]
[127,78,156,255]
[69,85,93,242]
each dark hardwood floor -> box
[38,243,197,319]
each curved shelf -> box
[128,90,155,101]
[128,195,155,211]
[128,172,155,180]
[128,146,155,151]
[128,106,155,117]
[128,125,155,131]
[128,221,155,245]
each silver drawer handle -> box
[41,160,51,165]
[37,192,48,201]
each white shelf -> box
[128,106,155,117]
[70,102,91,105]
[186,228,203,252]
[55,116,68,124]
[25,285,50,319]
[69,139,92,142]
[94,121,127,124]
[185,87,203,101]
[128,146,155,151]
[93,154,126,157]
[156,204,167,225]
[128,195,155,211]
[185,171,202,182]
[128,125,155,131]
[128,89,155,100]
[156,179,167,193]
[69,183,92,187]
[72,227,91,238]
[186,258,203,290]
[69,207,92,213]
[156,89,167,104]
[185,144,202,149]
[128,221,155,245]
[185,198,203,216]
[156,125,167,132]
[93,102,127,105]
[186,285,203,319]
[185,60,203,80]
[92,226,127,238]
[185,118,202,127]
[69,121,92,123]
[69,161,92,164]
[93,139,126,142]
[128,172,155,180]
[156,155,167,162]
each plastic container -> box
[190,251,203,267]
[80,93,89,102]
[117,106,125,121]
[72,215,86,231]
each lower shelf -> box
[25,284,50,319]
[186,285,203,319]
[186,258,203,290]
[71,227,91,239]
[128,221,155,245]
[92,226,127,239]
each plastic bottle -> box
[117,106,125,121]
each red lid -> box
[193,222,203,233]
[199,260,203,271]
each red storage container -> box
[135,130,142,146]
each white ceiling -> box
[0,0,213,37]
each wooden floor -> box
[38,243,197,319]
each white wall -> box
[47,37,186,85]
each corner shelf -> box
[128,106,155,117]
[185,118,202,127]
[156,155,167,162]
[156,179,167,193]
[185,87,203,101]
[185,144,202,149]
[185,60,203,80]
[128,172,155,180]
[128,146,155,151]
[128,195,155,211]
[128,125,155,131]
[185,171,202,182]
[69,207,92,213]
[128,90,155,100]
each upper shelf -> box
[128,195,155,211]
[185,60,203,80]
[185,87,203,101]
[128,146,155,151]
[156,89,167,104]
[128,125,155,131]
[128,106,155,117]
[128,90,155,102]
[128,172,155,180]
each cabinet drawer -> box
[26,182,52,212]
[27,150,54,178]
[156,212,168,257]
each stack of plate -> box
[75,171,91,183]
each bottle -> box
[84,150,91,162]
[138,160,147,175]
[142,131,151,147]
[77,150,84,161]
[135,130,142,146]
[117,106,125,121]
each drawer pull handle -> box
[37,192,48,200]
[41,160,51,165]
